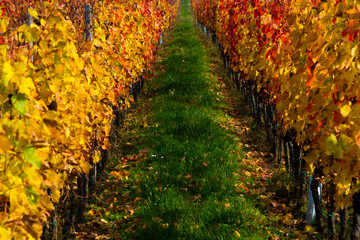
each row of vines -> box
[193,0,360,239]
[0,0,178,239]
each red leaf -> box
[306,75,315,88]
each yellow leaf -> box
[52,189,61,203]
[0,227,11,239]
[79,161,92,175]
[283,213,294,226]
[31,222,43,238]
[345,8,359,15]
[309,163,315,172]
[93,151,101,163]
[304,225,315,233]
[87,209,95,216]
[0,18,8,33]
[0,135,10,154]
[351,45,359,57]
[233,229,241,238]
[18,77,35,96]
[340,104,351,117]
[28,8,39,19]
[92,58,103,74]
[49,81,61,93]
[257,85,261,92]
[9,189,27,216]
[244,171,251,177]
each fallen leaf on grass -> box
[110,170,130,180]
[235,182,249,192]
[233,229,241,238]
[244,171,252,177]
[304,225,315,233]
[152,217,163,223]
[87,209,96,216]
[261,174,270,180]
[122,191,131,197]
[139,148,149,154]
[281,213,294,226]
[259,195,272,205]
[115,164,129,169]
[270,202,278,208]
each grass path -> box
[113,1,274,238]
[76,0,303,239]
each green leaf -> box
[24,146,41,169]
[18,24,39,42]
[326,134,337,155]
[339,134,351,152]
[334,147,344,159]
[26,186,39,205]
[11,93,28,115]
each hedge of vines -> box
[193,0,360,239]
[0,0,178,238]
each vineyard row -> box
[0,0,178,239]
[192,0,360,239]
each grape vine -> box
[0,0,178,238]
[193,0,360,237]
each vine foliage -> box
[0,0,178,238]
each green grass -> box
[108,0,275,239]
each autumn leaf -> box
[340,104,351,117]
[304,225,315,233]
[24,147,41,169]
[28,8,39,19]
[355,132,360,146]
[0,136,10,154]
